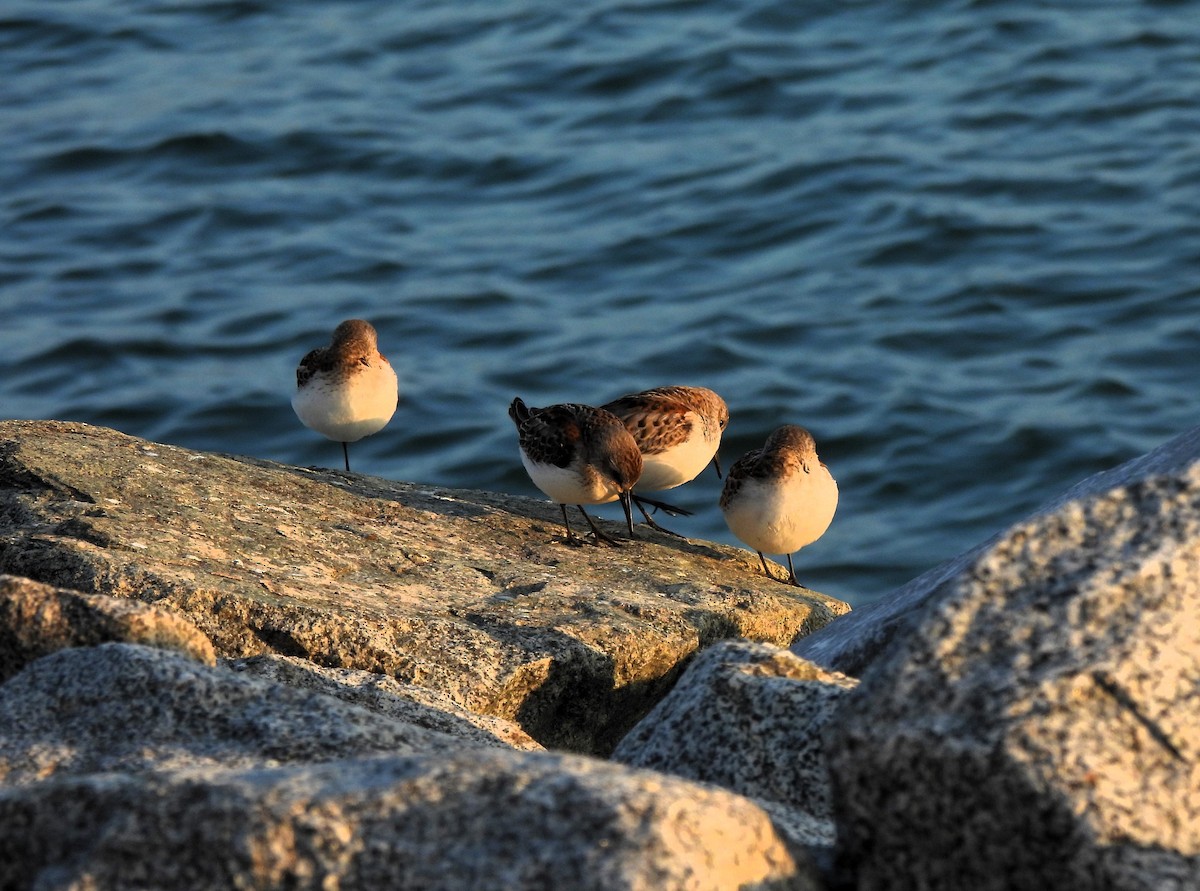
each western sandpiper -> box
[719,425,838,586]
[508,398,643,546]
[602,385,729,535]
[291,319,398,472]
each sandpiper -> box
[602,385,728,535]
[508,398,643,546]
[291,319,398,472]
[719,425,837,586]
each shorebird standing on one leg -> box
[602,385,728,536]
[291,319,398,472]
[719,425,838,586]
[508,398,642,546]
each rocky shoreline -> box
[1,419,1197,889]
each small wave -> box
[32,132,265,176]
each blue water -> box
[2,0,1198,607]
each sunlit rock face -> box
[0,419,847,754]
[827,436,1200,891]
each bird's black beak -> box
[712,452,723,479]
[619,490,635,539]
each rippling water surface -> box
[3,0,1198,606]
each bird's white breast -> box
[722,464,838,556]
[520,451,620,505]
[635,419,719,492]
[292,361,398,443]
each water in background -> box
[2,0,1198,607]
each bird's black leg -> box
[559,504,582,545]
[758,551,777,582]
[633,497,685,538]
[341,442,351,472]
[578,506,621,546]
[631,494,693,518]
[785,553,801,587]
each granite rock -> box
[0,420,849,754]
[795,423,1200,676]
[0,642,480,785]
[0,749,820,891]
[826,444,1200,889]
[613,639,857,849]
[228,652,542,750]
[0,572,214,681]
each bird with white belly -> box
[720,425,837,586]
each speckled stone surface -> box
[227,652,542,750]
[0,572,215,680]
[0,420,849,753]
[0,643,480,784]
[827,454,1200,890]
[0,749,821,891]
[613,639,856,848]
[795,424,1200,677]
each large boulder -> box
[0,750,820,891]
[0,420,849,753]
[0,638,825,887]
[227,653,542,750]
[826,435,1200,889]
[0,572,215,680]
[613,639,857,849]
[0,643,482,784]
[795,424,1200,676]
